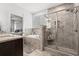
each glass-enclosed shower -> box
[42,6,79,55]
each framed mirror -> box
[10,14,23,35]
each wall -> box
[0,3,32,34]
[0,3,10,32]
[23,11,32,34]
[48,3,74,13]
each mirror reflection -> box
[10,14,23,35]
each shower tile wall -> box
[76,7,79,53]
[48,3,74,13]
[48,3,79,52]
[57,11,76,50]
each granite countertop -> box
[0,34,23,43]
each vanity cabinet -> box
[0,38,23,56]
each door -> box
[56,8,78,53]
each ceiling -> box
[16,3,61,13]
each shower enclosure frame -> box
[42,6,79,55]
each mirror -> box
[10,14,23,35]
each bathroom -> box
[0,3,79,56]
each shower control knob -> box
[75,30,78,32]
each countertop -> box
[0,34,23,43]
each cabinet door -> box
[15,38,23,56]
[0,38,23,56]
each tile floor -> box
[23,44,76,56]
[23,44,62,56]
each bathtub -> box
[24,34,41,49]
[26,35,40,39]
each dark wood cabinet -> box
[0,38,23,56]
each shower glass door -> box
[57,10,76,51]
[48,8,79,55]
